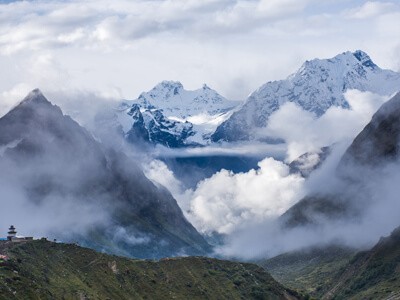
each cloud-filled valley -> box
[2,5,400,299]
[2,46,400,263]
[143,89,400,260]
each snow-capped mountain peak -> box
[212,50,400,142]
[136,80,236,119]
[138,81,184,105]
[21,88,49,105]
[114,81,239,147]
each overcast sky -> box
[0,0,399,113]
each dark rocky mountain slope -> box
[0,89,210,259]
[339,92,400,168]
[281,91,400,228]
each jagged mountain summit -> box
[136,81,236,117]
[212,50,400,142]
[115,81,238,147]
[0,89,210,258]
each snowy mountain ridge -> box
[117,81,238,147]
[136,81,237,118]
[212,50,400,142]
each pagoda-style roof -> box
[8,225,17,234]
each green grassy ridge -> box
[322,227,400,300]
[260,228,400,300]
[259,246,356,298]
[0,240,301,300]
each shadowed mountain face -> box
[281,91,400,228]
[0,89,210,259]
[339,92,400,168]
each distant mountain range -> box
[212,50,400,142]
[212,50,400,141]
[111,51,400,148]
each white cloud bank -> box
[188,158,305,234]
[145,156,304,234]
[144,90,394,258]
[0,0,399,114]
[218,155,400,259]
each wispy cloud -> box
[344,1,397,19]
[263,90,389,161]
[0,0,399,107]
